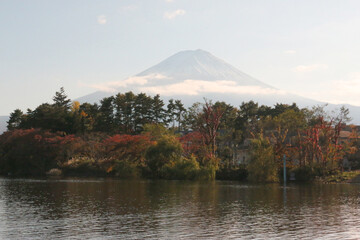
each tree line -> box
[1,88,358,181]
[7,88,186,134]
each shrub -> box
[197,165,218,180]
[103,134,152,166]
[0,129,79,176]
[163,156,200,180]
[247,134,279,182]
[60,156,103,176]
[292,163,336,181]
[145,135,183,178]
[111,160,140,178]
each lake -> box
[0,178,359,239]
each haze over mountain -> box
[78,49,273,102]
[137,49,271,86]
[1,49,358,134]
[78,49,322,107]
[78,49,360,123]
[77,49,328,111]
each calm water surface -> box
[0,178,360,239]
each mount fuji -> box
[1,49,359,134]
[136,49,270,86]
[77,49,360,123]
[77,49,322,107]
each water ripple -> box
[0,179,360,239]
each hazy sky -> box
[1,0,360,115]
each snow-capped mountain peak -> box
[137,49,271,87]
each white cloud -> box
[97,15,107,24]
[81,77,286,97]
[165,0,174,2]
[293,64,328,73]
[164,9,186,20]
[81,74,170,93]
[140,80,286,96]
[109,74,168,88]
[284,50,296,54]
[295,72,360,106]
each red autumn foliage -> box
[197,102,224,157]
[179,131,207,158]
[103,134,154,165]
[295,117,352,167]
[0,129,80,175]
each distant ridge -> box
[74,49,360,124]
[77,49,275,103]
[3,49,360,135]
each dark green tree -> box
[96,96,115,132]
[271,103,300,117]
[133,93,152,133]
[53,87,71,110]
[114,93,127,132]
[166,99,176,128]
[27,103,71,132]
[7,109,24,130]
[79,102,99,133]
[235,101,260,140]
[183,102,202,131]
[152,94,166,124]
[145,134,183,178]
[212,101,239,167]
[123,92,136,132]
[174,100,186,131]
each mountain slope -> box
[137,49,271,87]
[77,49,273,103]
[76,49,360,124]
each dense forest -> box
[0,88,358,182]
